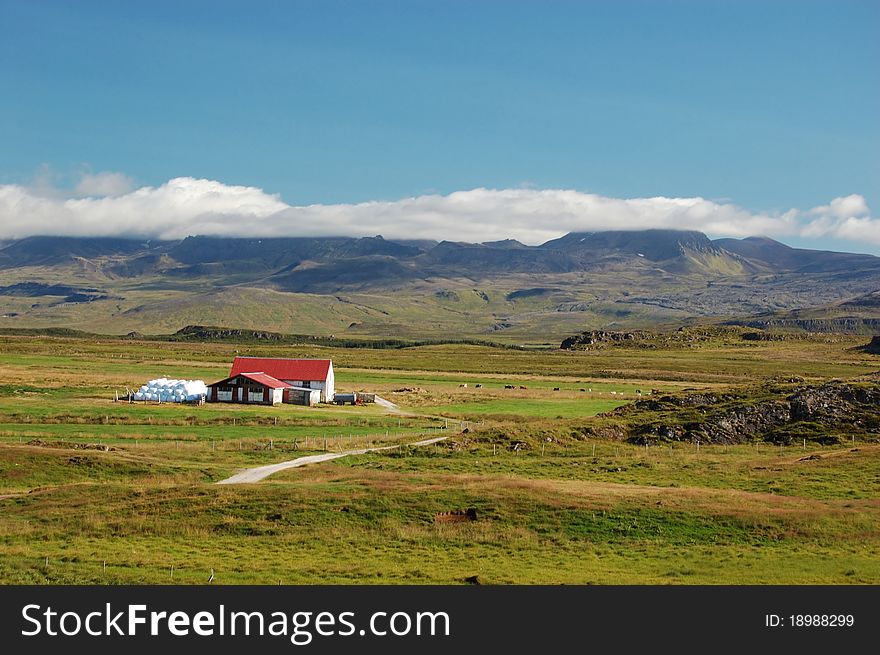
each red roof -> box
[210,372,292,389]
[239,372,292,389]
[230,357,332,382]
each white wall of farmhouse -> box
[281,363,335,402]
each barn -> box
[206,372,291,406]
[229,357,335,402]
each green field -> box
[420,397,627,419]
[0,333,878,584]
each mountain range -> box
[0,230,878,340]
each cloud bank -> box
[0,175,877,249]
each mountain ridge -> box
[1,230,878,339]
[3,229,877,275]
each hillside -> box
[724,289,880,334]
[0,230,878,340]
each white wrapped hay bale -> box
[134,378,207,403]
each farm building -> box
[285,386,322,406]
[207,372,283,405]
[206,372,322,406]
[229,357,336,402]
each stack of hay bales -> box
[133,378,207,402]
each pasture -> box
[0,333,877,584]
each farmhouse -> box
[229,357,335,402]
[206,372,323,406]
[207,372,291,406]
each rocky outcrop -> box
[860,336,880,354]
[789,382,880,419]
[607,379,880,445]
[560,326,751,350]
[172,325,302,342]
[561,330,651,349]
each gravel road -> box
[216,436,447,484]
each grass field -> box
[0,333,877,584]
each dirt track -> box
[216,436,447,484]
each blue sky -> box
[1,0,878,252]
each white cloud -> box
[0,176,877,249]
[809,194,870,220]
[74,171,135,198]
